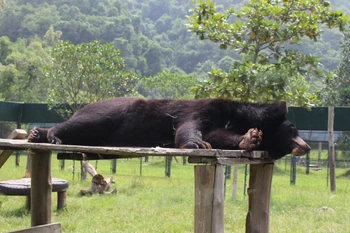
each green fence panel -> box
[0,101,24,122]
[22,103,64,123]
[287,107,350,131]
[0,102,64,123]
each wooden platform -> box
[0,139,275,233]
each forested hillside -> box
[0,0,349,102]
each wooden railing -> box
[0,139,274,233]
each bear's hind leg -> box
[239,128,263,151]
[27,127,49,143]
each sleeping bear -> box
[28,97,310,160]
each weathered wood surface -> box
[0,139,272,161]
[8,223,61,233]
[245,163,274,233]
[30,149,52,227]
[328,106,336,192]
[194,165,224,233]
[0,130,27,168]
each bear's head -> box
[261,119,310,160]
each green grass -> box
[0,155,349,233]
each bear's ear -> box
[281,101,288,115]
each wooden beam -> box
[0,129,27,168]
[0,139,271,160]
[194,165,224,233]
[31,149,52,226]
[246,163,274,233]
[8,223,61,233]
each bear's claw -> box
[180,140,212,149]
[239,128,263,151]
[27,127,40,142]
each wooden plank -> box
[0,129,27,168]
[0,139,270,160]
[245,163,274,233]
[194,165,224,233]
[8,223,61,233]
[31,149,52,226]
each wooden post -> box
[328,106,336,192]
[246,163,274,233]
[194,165,224,233]
[31,149,52,227]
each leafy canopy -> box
[46,40,138,118]
[188,0,349,107]
[319,31,350,106]
[137,69,198,99]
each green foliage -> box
[0,37,51,102]
[0,0,349,104]
[46,40,139,118]
[188,0,349,107]
[319,31,350,106]
[137,69,198,99]
[336,131,350,159]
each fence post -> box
[165,156,172,177]
[111,159,117,174]
[290,155,296,185]
[328,106,336,192]
[305,152,310,175]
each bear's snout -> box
[292,136,310,156]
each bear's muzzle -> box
[292,136,311,156]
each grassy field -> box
[0,154,349,233]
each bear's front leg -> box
[27,127,49,143]
[174,121,212,149]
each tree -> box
[188,0,349,107]
[0,37,52,102]
[319,32,350,106]
[137,69,198,99]
[46,40,139,118]
[321,32,350,160]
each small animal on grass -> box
[28,97,310,160]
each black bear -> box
[28,97,310,159]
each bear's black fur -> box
[28,97,310,159]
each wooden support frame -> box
[0,139,275,232]
[30,149,52,227]
[0,129,27,168]
[246,163,274,233]
[194,165,225,233]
